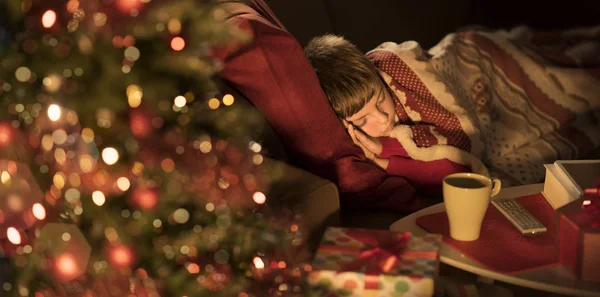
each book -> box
[542,160,600,209]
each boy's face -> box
[345,86,398,137]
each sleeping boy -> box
[304,34,470,196]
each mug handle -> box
[490,178,502,197]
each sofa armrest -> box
[260,157,340,249]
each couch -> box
[212,0,600,242]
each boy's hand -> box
[343,120,388,170]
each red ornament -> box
[130,187,158,210]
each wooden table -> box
[390,183,600,297]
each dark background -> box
[265,0,600,51]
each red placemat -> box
[416,193,560,274]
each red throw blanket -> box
[366,26,600,186]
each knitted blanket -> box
[366,26,600,186]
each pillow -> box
[213,0,419,212]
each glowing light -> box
[116,0,141,12]
[0,124,12,147]
[208,98,220,110]
[117,177,130,191]
[92,191,106,206]
[124,46,140,61]
[132,188,158,210]
[42,10,57,28]
[253,192,266,204]
[32,203,46,220]
[187,263,200,274]
[167,18,182,34]
[253,257,264,269]
[81,128,95,143]
[1,171,10,184]
[55,253,78,279]
[15,67,32,82]
[170,37,185,51]
[53,173,66,189]
[223,94,234,106]
[7,227,21,244]
[173,208,190,224]
[174,95,187,108]
[101,147,119,165]
[249,141,262,153]
[48,104,61,121]
[109,245,134,267]
[126,84,143,108]
[583,200,592,207]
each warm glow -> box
[208,98,220,110]
[0,124,12,147]
[42,10,57,28]
[253,257,264,269]
[116,177,131,191]
[1,171,10,185]
[132,188,158,210]
[187,263,200,274]
[253,192,266,204]
[170,37,185,51]
[101,147,119,165]
[222,94,234,106]
[126,85,143,108]
[109,245,134,267]
[48,104,62,121]
[7,227,21,244]
[174,95,187,108]
[32,203,46,220]
[55,253,78,279]
[92,191,106,206]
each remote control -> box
[491,199,547,236]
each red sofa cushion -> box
[213,0,419,212]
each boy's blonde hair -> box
[304,34,382,118]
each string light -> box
[47,104,61,121]
[42,10,57,28]
[253,192,266,204]
[7,227,21,245]
[170,37,185,51]
[32,203,46,220]
[101,147,119,165]
[92,191,106,206]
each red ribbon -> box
[338,229,411,274]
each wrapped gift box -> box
[307,227,442,297]
[556,195,600,282]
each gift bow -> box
[317,229,412,274]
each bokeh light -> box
[92,191,106,206]
[101,147,119,165]
[174,95,186,108]
[170,37,185,51]
[55,253,78,279]
[117,177,131,191]
[47,104,61,121]
[7,227,21,244]
[253,257,264,269]
[223,94,234,106]
[32,203,46,220]
[253,192,266,204]
[42,10,57,28]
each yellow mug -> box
[443,173,501,241]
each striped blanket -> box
[366,26,600,186]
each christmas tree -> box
[0,0,309,296]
